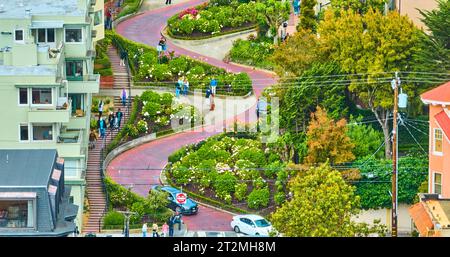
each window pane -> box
[31,88,52,104]
[0,200,28,228]
[15,30,23,41]
[38,29,46,43]
[20,125,29,141]
[65,29,82,42]
[32,125,53,141]
[94,10,102,26]
[66,62,74,77]
[19,88,28,104]
[75,61,83,77]
[47,29,55,42]
[435,173,442,194]
[435,129,443,152]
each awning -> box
[30,21,64,29]
[15,83,63,88]
[0,192,37,199]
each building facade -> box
[0,149,78,236]
[0,0,104,229]
[391,0,439,31]
[421,82,450,198]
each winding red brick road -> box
[107,0,277,231]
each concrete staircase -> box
[107,45,130,89]
[83,45,133,234]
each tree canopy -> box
[270,163,386,236]
[298,0,317,31]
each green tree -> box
[305,107,355,165]
[281,62,349,133]
[270,163,386,236]
[256,0,291,44]
[330,0,387,14]
[270,29,323,77]
[419,0,450,49]
[346,115,384,159]
[298,0,317,31]
[318,8,421,159]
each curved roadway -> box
[108,0,277,231]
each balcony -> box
[67,74,100,94]
[56,130,83,158]
[28,99,71,123]
[37,42,64,65]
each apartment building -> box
[0,0,104,229]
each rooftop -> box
[0,0,84,19]
[435,111,450,141]
[421,81,450,104]
[0,149,57,187]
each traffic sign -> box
[176,193,187,204]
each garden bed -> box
[167,2,259,39]
[229,35,275,70]
[106,31,253,96]
[167,133,291,216]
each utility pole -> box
[391,72,400,237]
[118,210,137,237]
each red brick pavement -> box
[108,0,278,231]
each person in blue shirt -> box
[210,78,217,95]
[293,0,300,15]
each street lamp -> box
[118,210,137,237]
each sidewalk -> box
[84,223,188,237]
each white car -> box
[231,215,273,236]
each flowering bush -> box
[247,188,270,209]
[168,134,282,210]
[230,37,275,69]
[168,2,258,37]
[136,120,148,134]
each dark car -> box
[151,185,199,215]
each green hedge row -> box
[116,0,143,20]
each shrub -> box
[264,161,284,179]
[253,177,267,189]
[142,102,161,118]
[103,211,125,226]
[214,172,237,198]
[168,147,188,163]
[123,124,139,138]
[160,93,174,107]
[274,191,286,206]
[136,120,148,134]
[234,183,248,201]
[141,90,161,104]
[247,188,270,209]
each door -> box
[239,218,252,234]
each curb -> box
[227,61,277,76]
[166,27,257,43]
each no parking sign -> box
[176,193,187,204]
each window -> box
[434,128,443,153]
[31,88,52,105]
[19,88,28,105]
[19,124,29,141]
[69,94,85,116]
[0,200,33,228]
[94,10,103,26]
[37,28,55,43]
[14,29,24,42]
[65,28,82,43]
[434,173,442,195]
[66,61,83,80]
[32,124,53,141]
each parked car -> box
[151,185,198,215]
[230,215,274,236]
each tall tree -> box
[270,163,387,236]
[298,0,317,31]
[419,0,450,49]
[270,29,323,77]
[318,8,421,159]
[256,0,291,44]
[330,0,387,14]
[305,106,355,165]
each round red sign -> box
[176,193,187,204]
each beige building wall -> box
[394,0,439,31]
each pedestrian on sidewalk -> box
[209,93,215,111]
[293,0,300,16]
[116,108,123,128]
[210,77,217,95]
[99,118,106,139]
[119,49,127,66]
[113,113,119,130]
[183,77,189,96]
[152,223,159,237]
[175,79,182,98]
[142,223,148,237]
[88,130,98,150]
[121,88,127,107]
[105,7,113,29]
[161,222,169,237]
[168,217,174,237]
[98,100,104,118]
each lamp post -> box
[118,210,137,237]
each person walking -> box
[152,223,159,237]
[183,77,189,96]
[108,112,114,131]
[113,114,119,130]
[293,0,300,16]
[88,130,98,150]
[119,48,127,66]
[161,222,169,237]
[121,88,127,107]
[210,78,217,95]
[116,108,123,128]
[142,223,148,237]
[99,118,106,139]
[105,7,112,29]
[175,80,181,98]
[168,217,174,237]
[98,100,104,118]
[209,93,215,111]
